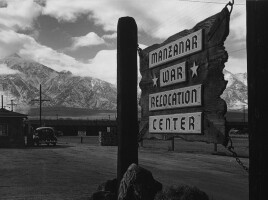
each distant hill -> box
[0,54,116,114]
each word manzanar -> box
[149,29,202,68]
[149,112,202,134]
[149,84,202,111]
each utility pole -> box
[31,84,50,127]
[1,95,3,108]
[243,105,246,123]
[7,100,17,111]
[247,1,268,199]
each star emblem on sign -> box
[190,62,199,78]
[152,75,158,87]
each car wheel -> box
[36,142,40,146]
[46,143,49,146]
[53,143,56,146]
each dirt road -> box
[0,137,248,200]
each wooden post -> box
[171,137,175,151]
[117,17,139,183]
[214,143,217,152]
[27,122,34,146]
[247,1,268,199]
[39,84,42,126]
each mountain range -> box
[0,54,116,114]
[221,69,248,111]
[0,54,247,115]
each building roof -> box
[0,108,28,118]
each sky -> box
[0,0,246,85]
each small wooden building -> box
[0,108,28,147]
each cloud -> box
[84,47,146,85]
[0,1,7,8]
[0,0,42,30]
[0,63,20,74]
[0,28,118,83]
[0,29,26,57]
[85,50,117,84]
[43,0,246,65]
[102,33,117,40]
[0,27,144,84]
[138,43,147,50]
[69,32,105,50]
[43,0,245,40]
[225,57,247,74]
[0,29,91,75]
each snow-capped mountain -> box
[0,54,116,113]
[0,54,247,114]
[221,69,248,110]
[234,73,247,86]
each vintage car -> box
[33,127,57,146]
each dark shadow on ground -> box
[25,143,73,149]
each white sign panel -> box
[149,84,202,111]
[149,112,202,134]
[78,131,86,137]
[149,29,202,68]
[160,62,186,87]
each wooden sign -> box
[78,131,86,137]
[139,7,231,145]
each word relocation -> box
[149,84,202,111]
[160,62,186,87]
[149,29,202,68]
[149,112,202,134]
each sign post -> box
[139,7,231,145]
[247,1,268,199]
[117,17,139,183]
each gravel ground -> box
[0,136,248,200]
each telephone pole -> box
[7,100,17,111]
[1,95,3,108]
[31,84,50,127]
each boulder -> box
[118,163,162,200]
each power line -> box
[31,84,50,127]
[139,3,245,46]
[177,0,245,6]
[228,48,246,53]
[7,100,17,111]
